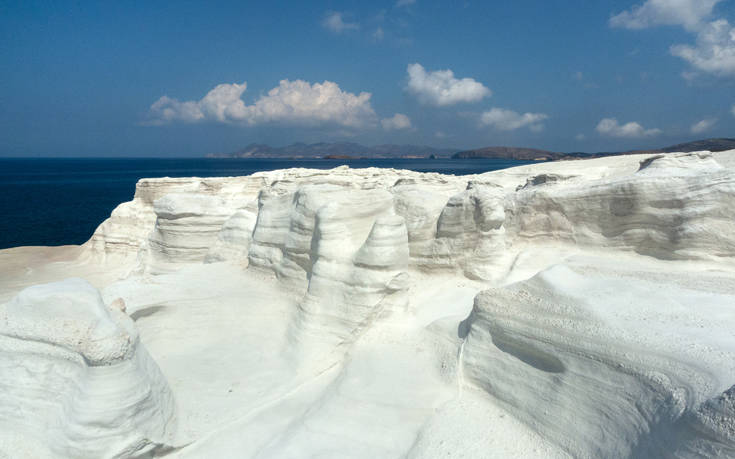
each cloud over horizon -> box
[479,107,548,131]
[381,113,412,130]
[690,118,718,134]
[147,80,377,128]
[406,63,491,106]
[596,118,662,138]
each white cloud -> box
[396,0,416,7]
[681,70,698,81]
[381,113,412,130]
[690,118,718,134]
[373,27,384,41]
[670,19,735,77]
[611,1,735,78]
[610,0,722,31]
[147,80,377,128]
[595,118,662,138]
[406,63,491,106]
[148,83,248,125]
[575,133,586,141]
[149,96,205,124]
[732,104,735,116]
[479,107,548,131]
[322,12,359,33]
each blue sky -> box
[1,0,734,157]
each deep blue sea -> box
[0,158,530,249]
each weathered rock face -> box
[249,182,398,289]
[203,206,258,265]
[431,182,508,280]
[147,194,236,267]
[80,151,735,364]
[291,213,410,350]
[671,385,735,457]
[506,152,735,261]
[7,150,733,458]
[461,263,735,458]
[81,176,266,267]
[82,152,735,279]
[0,278,176,458]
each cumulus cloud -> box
[610,0,722,31]
[690,118,718,133]
[479,107,548,131]
[322,12,359,33]
[670,19,735,77]
[147,80,377,128]
[595,118,662,138]
[381,113,412,130]
[149,97,206,124]
[148,83,248,125]
[406,63,491,106]
[611,0,735,78]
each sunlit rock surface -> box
[0,279,175,458]
[1,150,734,458]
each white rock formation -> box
[0,278,175,458]
[505,152,735,261]
[1,150,735,457]
[81,176,265,268]
[462,263,735,457]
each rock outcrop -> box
[0,278,175,458]
[79,152,735,288]
[462,264,735,458]
[2,150,735,457]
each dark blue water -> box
[0,158,530,249]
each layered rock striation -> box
[462,264,735,457]
[2,150,734,457]
[0,279,175,458]
[82,152,735,279]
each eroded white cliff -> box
[462,263,735,457]
[2,150,734,458]
[0,278,175,458]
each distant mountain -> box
[453,138,735,161]
[208,142,456,159]
[651,138,735,153]
[209,138,735,161]
[452,146,561,161]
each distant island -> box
[206,142,455,159]
[208,138,735,161]
[453,138,735,161]
[452,146,561,161]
